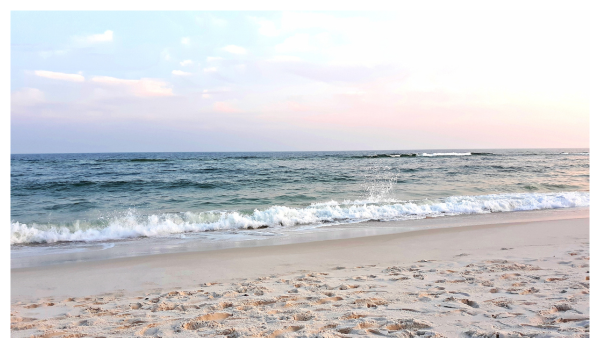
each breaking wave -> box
[351,152,498,158]
[11,191,589,245]
[421,152,472,157]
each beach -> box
[11,209,589,337]
[9,8,591,337]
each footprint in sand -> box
[268,325,303,338]
[340,312,368,320]
[196,313,232,321]
[293,312,314,321]
[317,297,343,304]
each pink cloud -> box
[214,101,241,113]
[90,76,173,97]
[34,70,85,82]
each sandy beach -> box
[9,8,591,338]
[11,210,589,337]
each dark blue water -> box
[11,149,589,245]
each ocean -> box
[11,149,589,258]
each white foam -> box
[420,152,471,157]
[11,191,589,244]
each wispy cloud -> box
[91,76,173,97]
[222,45,247,55]
[75,30,113,44]
[34,70,85,82]
[11,11,589,152]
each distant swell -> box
[351,152,497,158]
[421,152,472,157]
[129,158,169,162]
[90,158,170,163]
[11,191,589,244]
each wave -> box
[11,191,589,245]
[421,152,472,157]
[129,158,169,162]
[18,179,221,192]
[351,152,496,158]
[350,151,588,158]
[351,154,417,158]
[86,158,171,163]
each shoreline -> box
[12,210,588,303]
[11,207,589,269]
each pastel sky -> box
[11,11,589,153]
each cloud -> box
[87,30,113,43]
[74,30,113,44]
[181,37,191,46]
[201,87,230,99]
[172,70,192,76]
[11,88,45,107]
[91,76,173,97]
[180,60,193,66]
[34,70,85,82]
[222,45,247,55]
[214,101,241,113]
[203,67,218,73]
[31,71,174,97]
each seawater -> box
[11,149,589,246]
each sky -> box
[10,11,589,153]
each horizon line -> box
[10,147,590,156]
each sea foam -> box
[11,191,589,244]
[420,152,472,157]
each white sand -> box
[11,214,589,337]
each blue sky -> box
[11,11,589,153]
